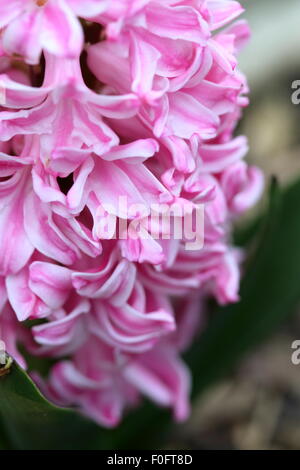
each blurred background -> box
[167,0,300,450]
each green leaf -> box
[0,418,11,450]
[0,363,111,450]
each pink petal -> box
[0,172,33,275]
[42,1,83,58]
[29,262,72,309]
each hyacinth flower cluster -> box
[0,0,264,427]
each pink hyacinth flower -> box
[0,0,263,427]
